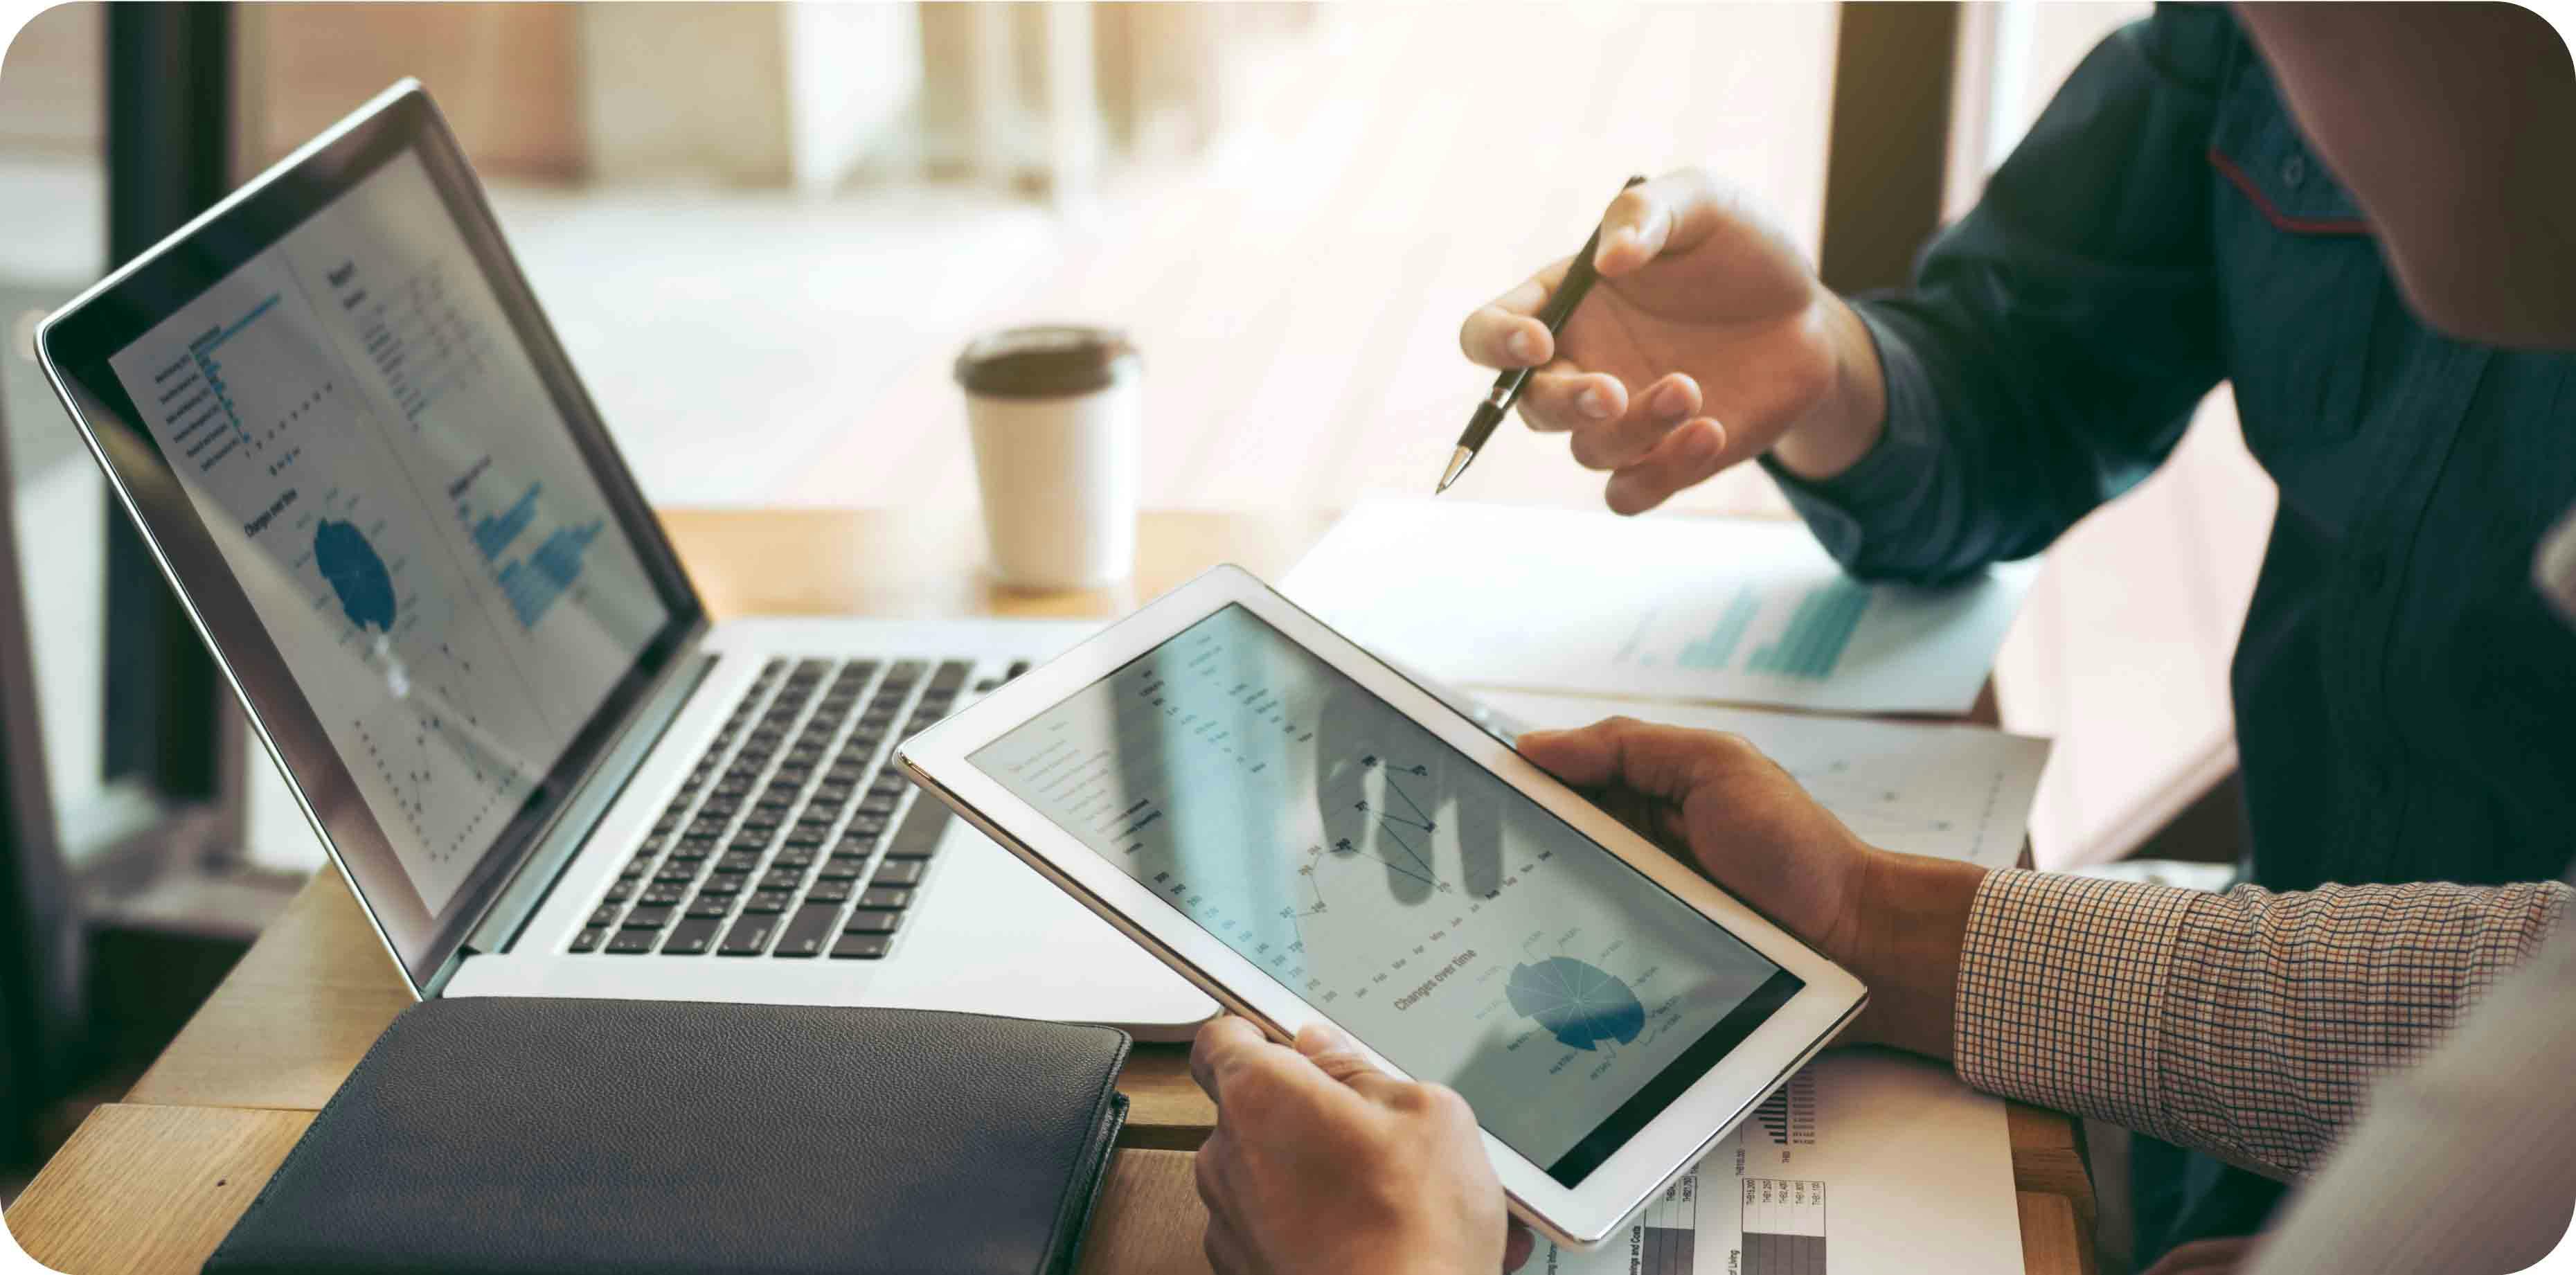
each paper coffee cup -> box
[956,326,1141,589]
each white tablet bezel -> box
[897,564,1868,1249]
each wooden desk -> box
[5,508,2094,1274]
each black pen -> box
[1438,174,1647,494]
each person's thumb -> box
[1593,169,1719,276]
[1518,716,1717,803]
[1294,1021,1412,1103]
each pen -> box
[1438,174,1647,494]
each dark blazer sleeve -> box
[1763,8,2235,583]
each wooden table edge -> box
[8,1101,2096,1275]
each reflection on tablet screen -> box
[972,605,1803,1186]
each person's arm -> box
[1180,721,2568,1271]
[1514,719,2574,1179]
[1955,871,2569,1179]
[2244,906,2576,1273]
[1764,10,2235,581]
[1452,12,2236,579]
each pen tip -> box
[1438,446,1473,494]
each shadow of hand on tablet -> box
[1306,680,1508,911]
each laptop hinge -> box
[440,648,719,982]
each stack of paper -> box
[1280,499,2037,716]
[1279,498,2049,1274]
[1515,1051,2024,1275]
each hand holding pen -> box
[1447,168,1887,514]
[1439,175,1647,494]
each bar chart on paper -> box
[1754,1073,1819,1146]
[1511,1053,2021,1275]
[1744,581,1870,681]
[1282,501,2037,715]
[1670,580,1873,682]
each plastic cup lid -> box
[954,325,1140,399]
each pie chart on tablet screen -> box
[1505,956,1645,1051]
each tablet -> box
[896,566,1867,1249]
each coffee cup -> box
[954,326,1141,589]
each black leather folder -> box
[206,997,1131,1275]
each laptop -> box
[35,81,1214,1039]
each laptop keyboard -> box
[570,653,1028,960]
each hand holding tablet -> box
[897,566,1868,1249]
[1187,1016,1530,1275]
[1513,718,1989,1065]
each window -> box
[208,3,1850,869]
[224,3,1841,516]
[1,2,124,864]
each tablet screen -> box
[970,604,1803,1186]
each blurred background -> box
[0,0,2257,1206]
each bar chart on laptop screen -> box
[452,471,609,633]
[323,226,620,644]
[112,257,555,910]
[101,148,672,911]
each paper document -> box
[1282,499,2037,715]
[1477,690,2049,870]
[1514,1051,2023,1275]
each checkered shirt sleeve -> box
[1953,869,2571,1179]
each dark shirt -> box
[1764,6,2576,895]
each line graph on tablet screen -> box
[1127,742,1553,1004]
[993,648,1701,1038]
[973,608,1768,1026]
[973,603,1796,1168]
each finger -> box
[1201,1211,1258,1275]
[1602,417,1728,515]
[1588,781,1696,849]
[1190,1132,1229,1219]
[1293,1020,1416,1105]
[1593,168,1725,277]
[1197,1015,1373,1118]
[1516,716,1748,801]
[1566,373,1703,471]
[1460,261,1571,368]
[1192,1132,1251,1238]
[1502,1218,1537,1272]
[1517,364,1627,434]
[1190,1015,1274,1104]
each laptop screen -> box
[100,146,672,920]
